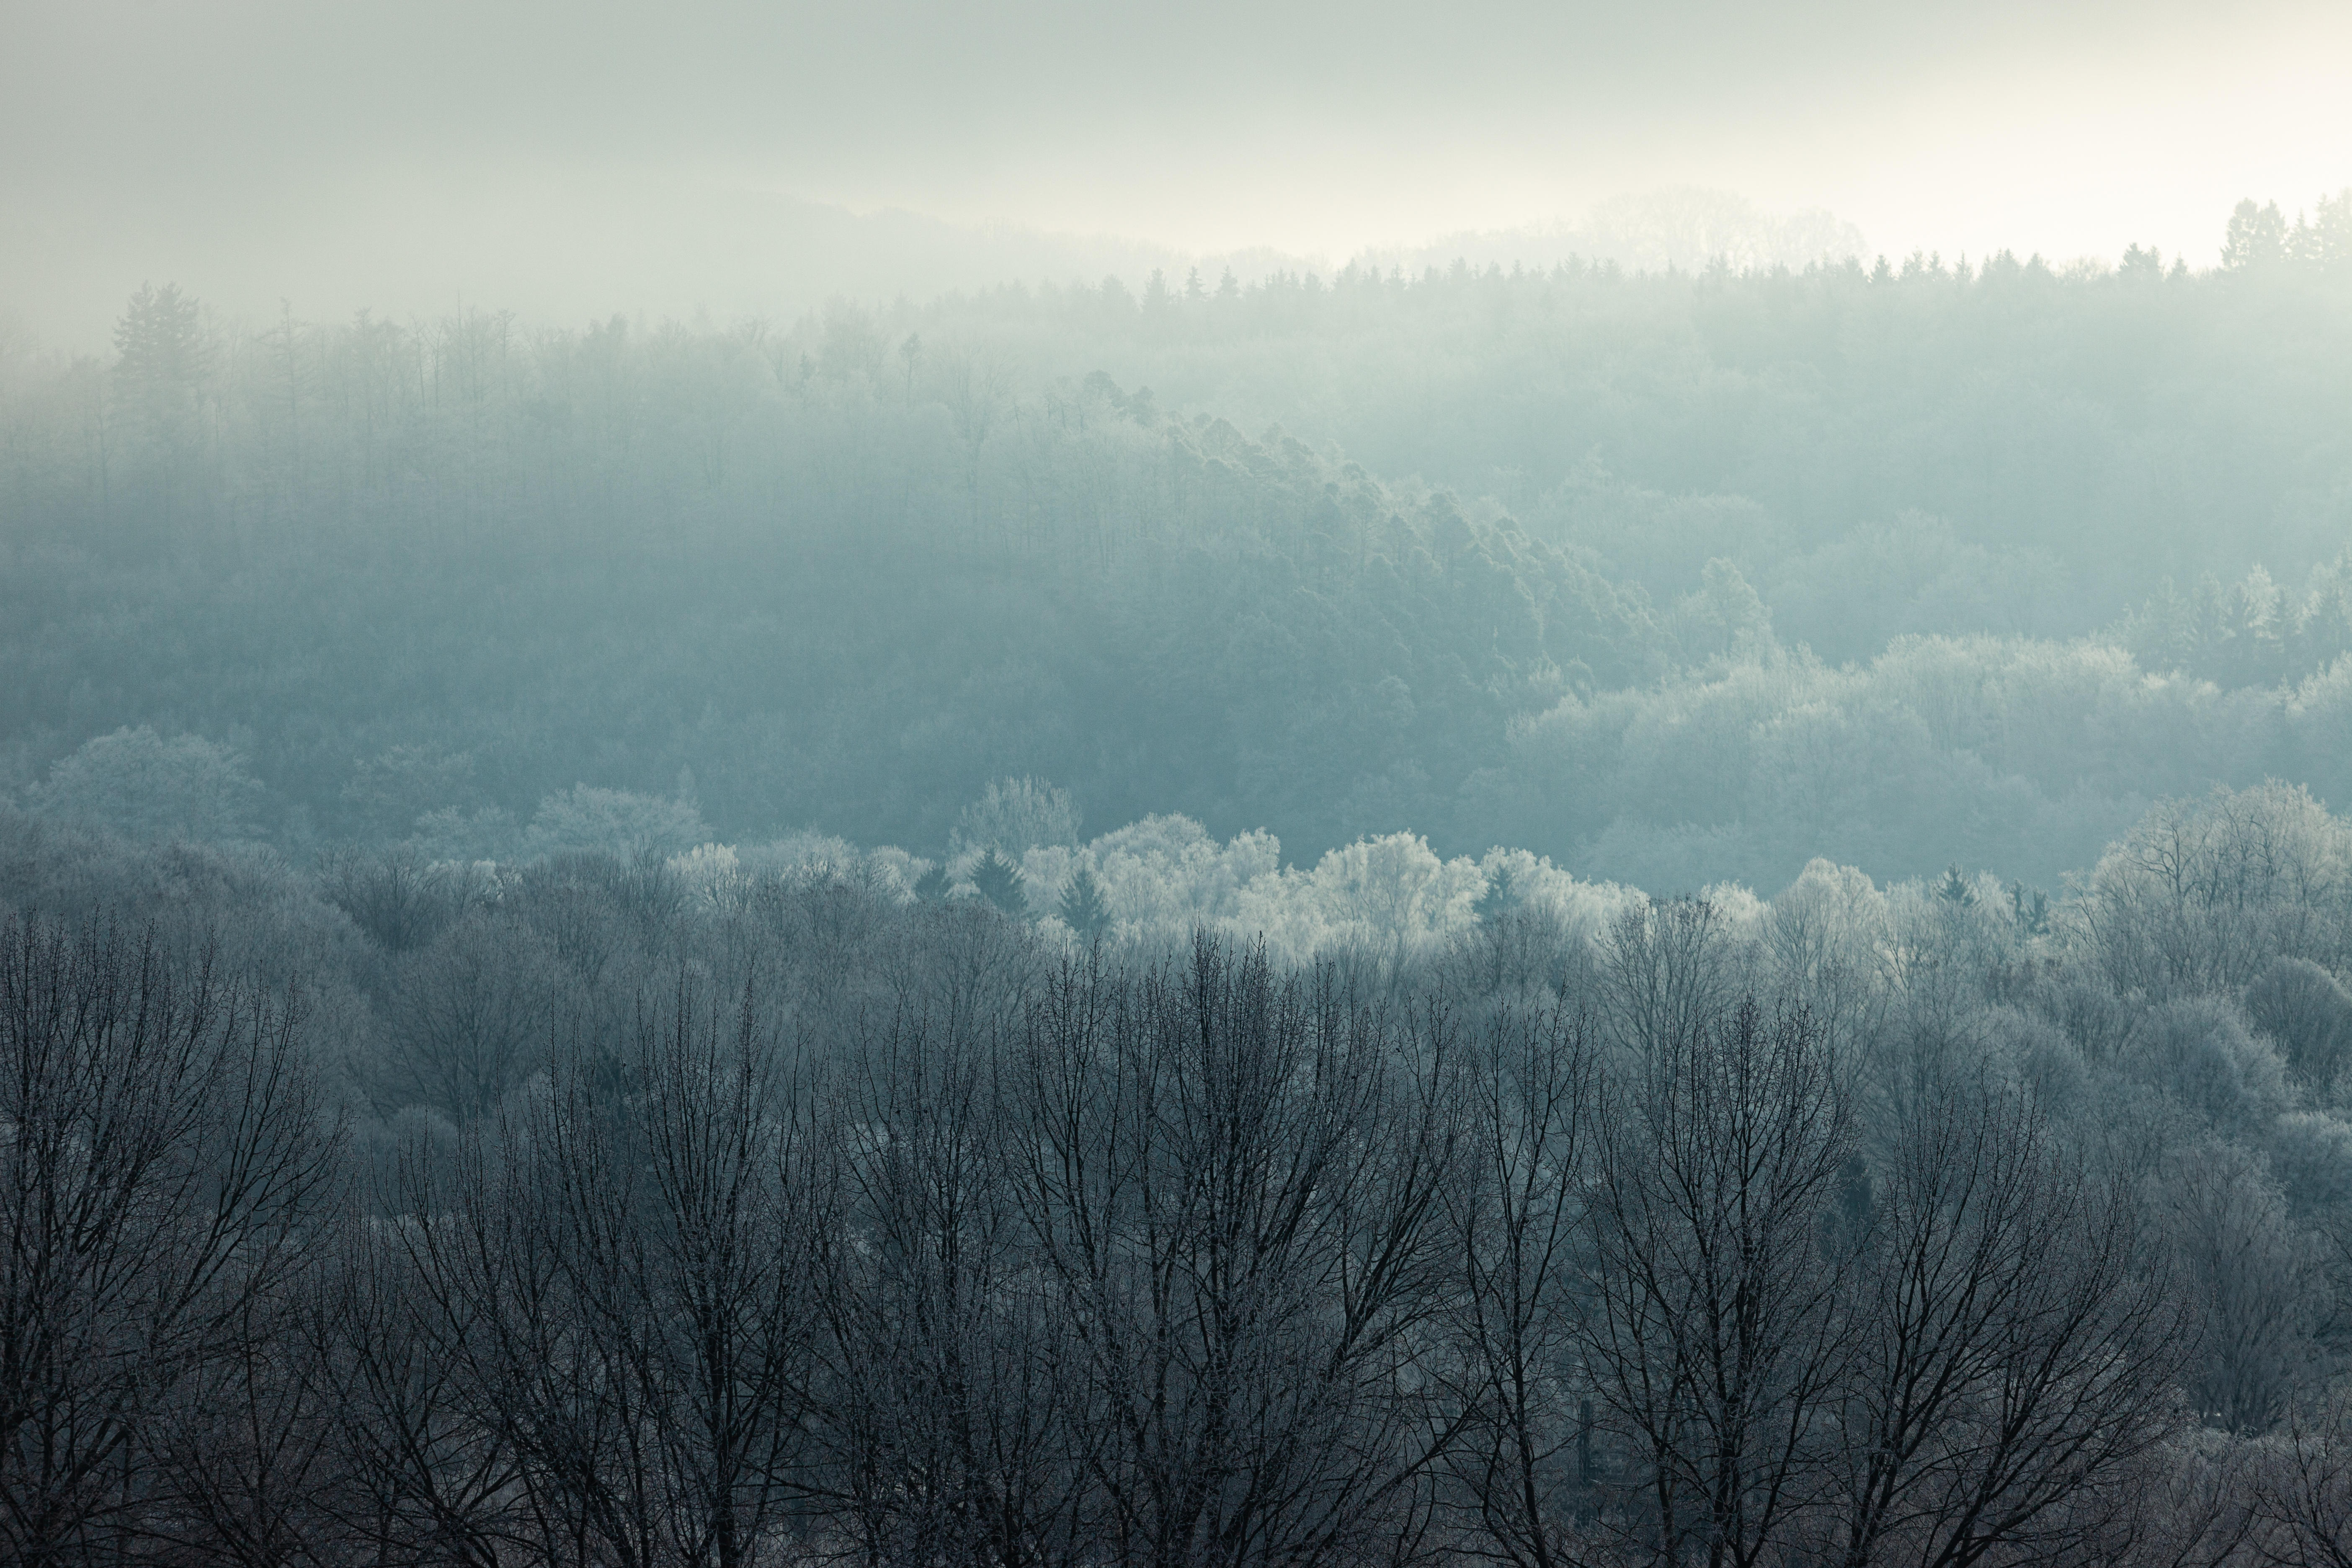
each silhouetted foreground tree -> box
[822,1000,1092,1568]
[0,916,341,1565]
[1440,999,1600,1568]
[1005,942,1468,1568]
[1824,1071,2185,1568]
[1579,998,1864,1568]
[9,852,2351,1566]
[387,978,830,1568]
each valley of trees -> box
[8,193,2352,1565]
[5,192,2352,888]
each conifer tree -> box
[971,846,1026,915]
[1058,864,1110,940]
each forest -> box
[6,772,2352,1566]
[1,195,2348,891]
[5,190,2352,1566]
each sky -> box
[3,0,2349,347]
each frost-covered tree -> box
[522,785,708,861]
[27,727,265,843]
[952,776,1082,858]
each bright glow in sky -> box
[3,0,2347,346]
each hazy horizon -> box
[5,0,2348,348]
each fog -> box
[6,0,2349,342]
[10,5,2352,1565]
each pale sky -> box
[3,0,2348,346]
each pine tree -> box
[971,847,1026,916]
[2221,199,2288,270]
[112,282,211,516]
[1058,865,1111,941]
[1935,864,1975,908]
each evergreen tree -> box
[2222,199,2288,270]
[111,282,211,514]
[1058,864,1111,941]
[971,846,1026,915]
[1935,864,1976,908]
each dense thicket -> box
[6,775,2352,1567]
[6,213,2352,890]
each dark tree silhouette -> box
[0,917,342,1565]
[970,847,1026,916]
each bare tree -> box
[820,1001,1093,1568]
[2122,1436,2264,1568]
[1825,1072,2188,1568]
[1442,1000,1601,1568]
[376,910,567,1119]
[2252,1395,2352,1568]
[1579,998,1861,1568]
[2162,1142,2318,1435]
[2074,783,2352,998]
[311,1207,528,1568]
[0,916,342,1565]
[141,1261,348,1568]
[1597,898,1749,1060]
[392,972,830,1568]
[319,843,476,953]
[1006,936,1468,1568]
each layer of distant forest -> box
[4,195,2350,890]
